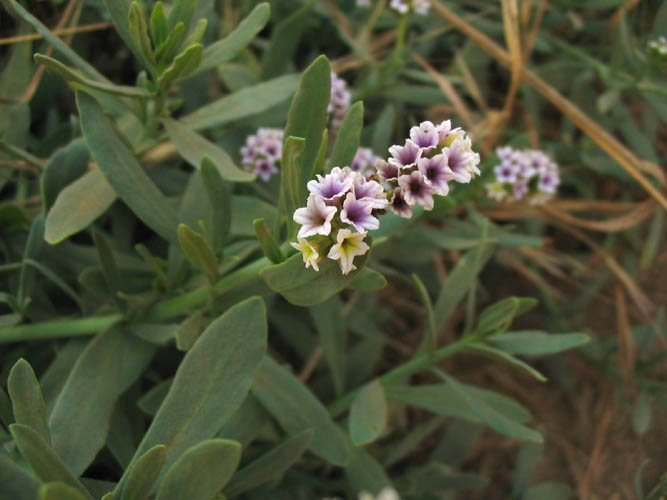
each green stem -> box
[328,334,476,417]
[0,255,271,343]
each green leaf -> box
[310,297,346,396]
[166,0,195,33]
[223,430,313,497]
[349,380,387,446]
[260,1,313,79]
[155,23,186,66]
[121,444,166,500]
[156,440,241,500]
[7,359,50,443]
[280,136,306,238]
[251,356,351,466]
[196,3,270,75]
[440,372,542,443]
[200,158,231,251]
[466,344,547,382]
[162,118,254,182]
[128,2,156,68]
[487,331,591,356]
[283,55,331,189]
[329,101,364,170]
[181,74,299,131]
[261,250,370,307]
[632,391,652,435]
[48,328,155,477]
[17,215,45,310]
[45,169,117,244]
[9,424,93,499]
[412,273,436,354]
[371,104,395,155]
[174,312,207,351]
[34,54,151,97]
[475,297,523,337]
[312,128,329,176]
[345,448,392,495]
[116,297,267,495]
[0,453,41,500]
[157,44,202,91]
[346,267,387,293]
[177,223,219,283]
[149,2,168,47]
[39,483,90,500]
[182,18,207,49]
[253,218,284,264]
[77,91,179,242]
[433,243,495,334]
[104,0,153,70]
[93,231,125,311]
[41,138,89,213]
[2,0,106,81]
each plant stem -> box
[328,334,476,417]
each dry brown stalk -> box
[615,285,635,376]
[0,22,113,46]
[429,0,667,210]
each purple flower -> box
[293,195,337,238]
[307,167,354,204]
[538,171,559,194]
[398,171,435,210]
[329,72,351,132]
[496,146,514,162]
[388,139,422,170]
[417,153,450,196]
[351,147,380,175]
[389,189,413,218]
[513,179,529,200]
[494,162,518,183]
[254,158,278,182]
[352,177,388,209]
[376,159,400,181]
[443,143,473,183]
[409,121,440,152]
[340,193,379,232]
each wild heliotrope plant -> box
[485,146,560,204]
[292,119,481,274]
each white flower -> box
[293,195,337,238]
[327,228,369,275]
[291,238,321,271]
[359,487,401,500]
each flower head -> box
[329,72,351,133]
[417,153,450,196]
[293,195,337,238]
[409,121,440,153]
[388,139,422,170]
[353,177,389,209]
[376,159,400,182]
[351,147,381,176]
[241,128,284,181]
[398,171,435,209]
[340,193,379,232]
[389,188,413,218]
[307,167,354,204]
[327,229,369,275]
[291,238,321,271]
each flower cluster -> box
[389,0,430,14]
[356,0,429,14]
[324,487,400,500]
[381,120,480,219]
[350,147,382,178]
[292,119,480,274]
[648,36,667,56]
[292,166,388,275]
[240,128,283,181]
[485,146,560,204]
[329,72,351,133]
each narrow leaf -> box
[9,424,93,499]
[116,297,267,494]
[349,380,387,446]
[45,169,117,244]
[77,91,179,242]
[149,2,168,47]
[0,453,41,500]
[39,482,90,500]
[253,218,284,263]
[49,328,155,477]
[121,445,166,500]
[467,344,547,381]
[224,430,313,497]
[280,136,305,238]
[128,2,156,68]
[487,331,590,356]
[196,3,270,75]
[8,359,50,443]
[177,223,219,282]
[156,440,241,500]
[329,101,364,170]
[157,44,202,91]
[346,267,387,292]
[252,356,351,466]
[199,157,231,251]
[162,118,254,182]
[104,0,153,70]
[181,74,299,131]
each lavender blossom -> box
[340,193,379,232]
[376,159,400,182]
[388,139,422,170]
[307,167,354,204]
[409,121,440,153]
[398,171,435,210]
[241,128,284,181]
[293,195,337,238]
[417,154,450,196]
[329,72,351,133]
[389,188,412,218]
[352,176,388,209]
[351,147,381,176]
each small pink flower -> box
[398,171,435,210]
[293,195,337,238]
